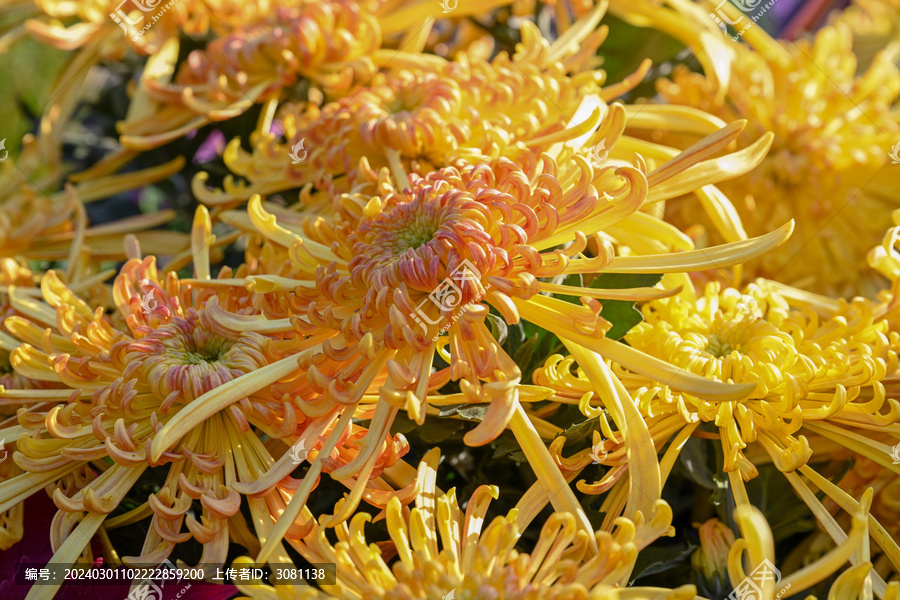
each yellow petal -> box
[598,220,794,273]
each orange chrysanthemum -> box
[194,5,615,205]
[0,210,411,598]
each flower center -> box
[161,318,237,369]
[704,334,735,358]
[179,338,233,366]
[111,309,268,406]
[703,319,758,359]
[397,217,440,252]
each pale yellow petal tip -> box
[248,195,295,247]
[783,219,795,238]
[193,205,212,231]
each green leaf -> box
[557,413,609,454]
[437,404,467,418]
[748,465,816,542]
[512,331,540,369]
[390,413,466,443]
[678,437,716,490]
[456,405,490,422]
[595,14,686,99]
[630,542,697,583]
[591,273,664,338]
[485,313,508,345]
[589,273,665,290]
[553,272,663,340]
[500,316,565,385]
[490,432,528,463]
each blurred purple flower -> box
[193,130,227,165]
[270,120,285,138]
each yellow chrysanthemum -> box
[805,456,900,584]
[0,260,41,392]
[647,14,900,297]
[0,259,41,552]
[535,274,900,596]
[233,450,682,600]
[29,0,514,151]
[0,258,113,552]
[626,278,899,479]
[831,0,900,70]
[2,0,519,155]
[228,455,895,600]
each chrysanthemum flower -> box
[101,0,517,150]
[0,209,413,598]
[116,0,381,150]
[0,260,41,392]
[537,275,900,596]
[0,259,43,552]
[646,14,900,297]
[232,451,685,600]
[193,4,615,205]
[0,258,115,552]
[170,103,794,561]
[230,457,895,600]
[625,278,899,476]
[831,0,900,70]
[3,0,518,154]
[12,0,514,55]
[691,519,734,597]
[0,226,274,579]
